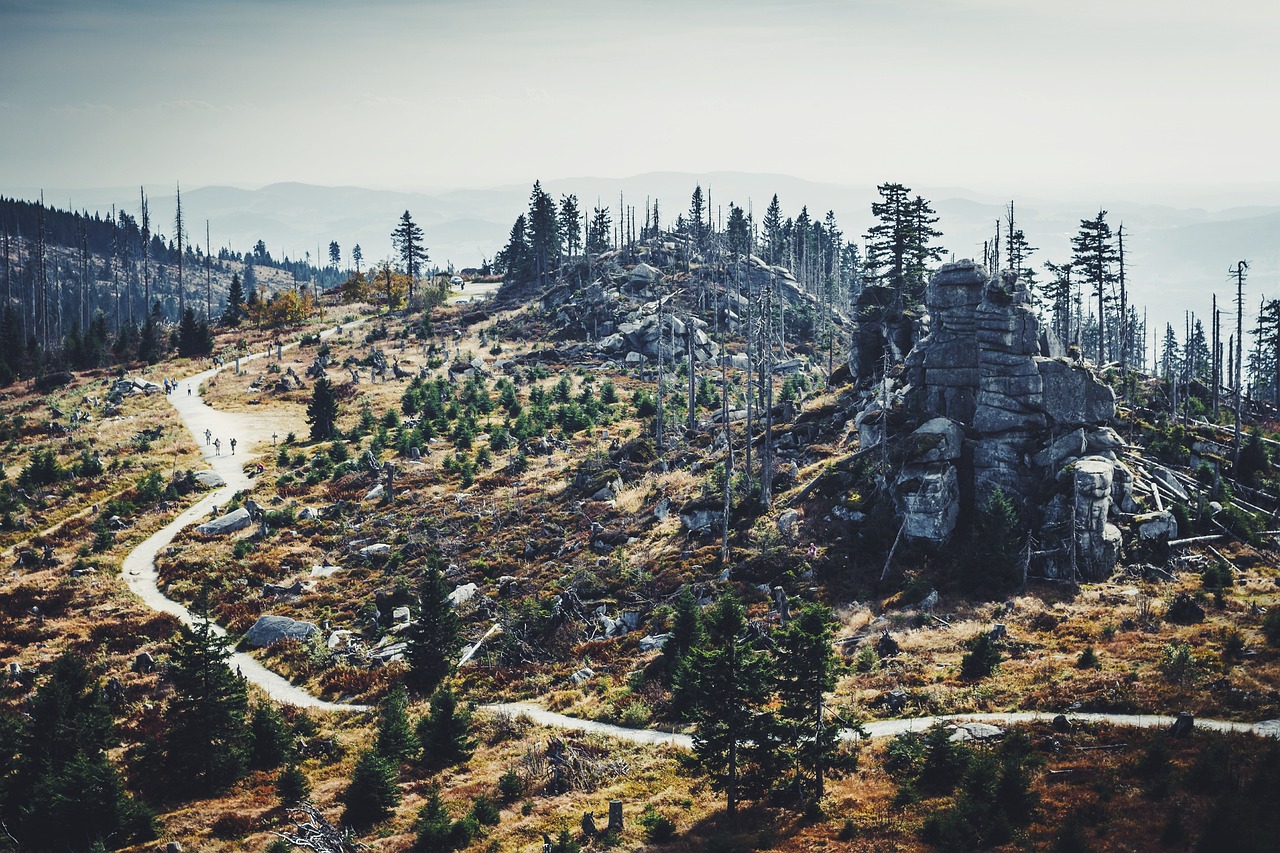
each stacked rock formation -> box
[863,260,1171,582]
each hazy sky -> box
[2,0,1277,196]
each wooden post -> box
[608,801,623,833]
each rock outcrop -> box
[859,260,1142,581]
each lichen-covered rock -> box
[1073,457,1121,580]
[903,417,963,464]
[196,507,251,536]
[244,614,318,648]
[893,462,959,544]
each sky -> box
[2,0,1278,200]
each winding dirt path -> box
[121,321,371,711]
[482,702,1279,749]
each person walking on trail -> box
[230,438,237,455]
[214,438,221,456]
[205,428,211,445]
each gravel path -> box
[120,320,371,711]
[481,703,1278,750]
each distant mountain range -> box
[8,173,1278,342]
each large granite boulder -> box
[244,614,318,648]
[196,507,252,536]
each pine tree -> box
[137,301,165,364]
[413,785,456,850]
[661,586,703,693]
[223,273,245,326]
[417,687,474,771]
[526,181,560,287]
[165,602,249,795]
[726,204,751,258]
[405,564,461,697]
[341,747,401,827]
[960,488,1026,598]
[679,594,776,815]
[375,685,418,764]
[177,306,213,357]
[558,195,582,269]
[328,240,341,270]
[1005,202,1038,291]
[774,602,844,803]
[761,194,785,264]
[307,375,339,441]
[276,762,311,805]
[4,654,152,849]
[248,702,292,770]
[1070,210,1119,366]
[391,211,429,299]
[687,184,709,254]
[585,206,612,256]
[496,214,532,282]
[864,183,945,313]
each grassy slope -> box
[3,290,1280,852]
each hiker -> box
[230,438,237,455]
[204,429,211,445]
[214,438,221,455]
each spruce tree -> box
[526,181,560,287]
[405,564,461,697]
[585,206,612,256]
[1070,210,1119,365]
[679,593,776,815]
[223,272,245,326]
[3,654,151,849]
[307,375,339,441]
[165,602,249,795]
[248,702,292,770]
[375,685,418,764]
[496,214,532,282]
[774,602,844,802]
[864,183,945,313]
[417,687,474,771]
[341,747,401,828]
[391,210,428,299]
[661,586,703,698]
[276,762,311,805]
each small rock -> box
[448,583,479,607]
[1052,714,1071,733]
[359,543,391,557]
[570,667,594,685]
[639,633,670,652]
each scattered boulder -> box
[196,507,252,536]
[570,667,594,685]
[244,615,319,648]
[193,471,226,489]
[776,509,801,541]
[448,583,479,607]
[359,543,391,558]
[133,652,156,674]
[639,634,670,652]
[1051,714,1071,733]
